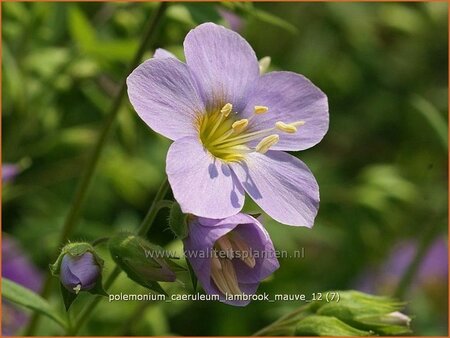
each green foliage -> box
[2,278,67,329]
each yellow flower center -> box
[197,103,305,162]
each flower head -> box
[183,213,279,306]
[60,252,101,294]
[127,23,328,227]
[50,242,104,296]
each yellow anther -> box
[275,121,297,134]
[292,120,306,127]
[254,106,269,114]
[220,103,233,117]
[258,56,271,74]
[255,134,279,154]
[231,119,249,134]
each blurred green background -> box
[2,2,448,336]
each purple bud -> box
[60,252,101,294]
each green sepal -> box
[168,202,188,239]
[50,242,104,277]
[87,273,108,297]
[60,283,78,311]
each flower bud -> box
[60,252,101,294]
[256,290,412,336]
[50,242,106,310]
[314,291,412,335]
[108,232,182,294]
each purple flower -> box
[2,235,43,335]
[183,213,279,306]
[2,164,19,183]
[60,252,101,294]
[127,23,328,227]
[355,238,448,293]
[218,8,244,32]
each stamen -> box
[211,126,277,148]
[221,259,242,295]
[232,119,249,134]
[216,236,234,259]
[256,134,279,154]
[254,106,269,114]
[230,234,256,268]
[207,103,233,139]
[210,257,230,295]
[275,121,297,134]
[220,103,233,117]
[73,284,81,294]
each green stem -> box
[252,304,310,336]
[138,178,170,236]
[24,3,169,335]
[70,177,170,335]
[70,266,122,335]
[91,237,110,247]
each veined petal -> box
[231,151,320,227]
[153,48,177,59]
[166,136,245,219]
[231,220,279,284]
[60,257,81,289]
[184,23,259,112]
[243,71,329,151]
[127,58,204,141]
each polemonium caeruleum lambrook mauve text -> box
[127,23,329,227]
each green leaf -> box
[69,6,96,52]
[251,8,298,34]
[411,95,448,150]
[2,278,67,329]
